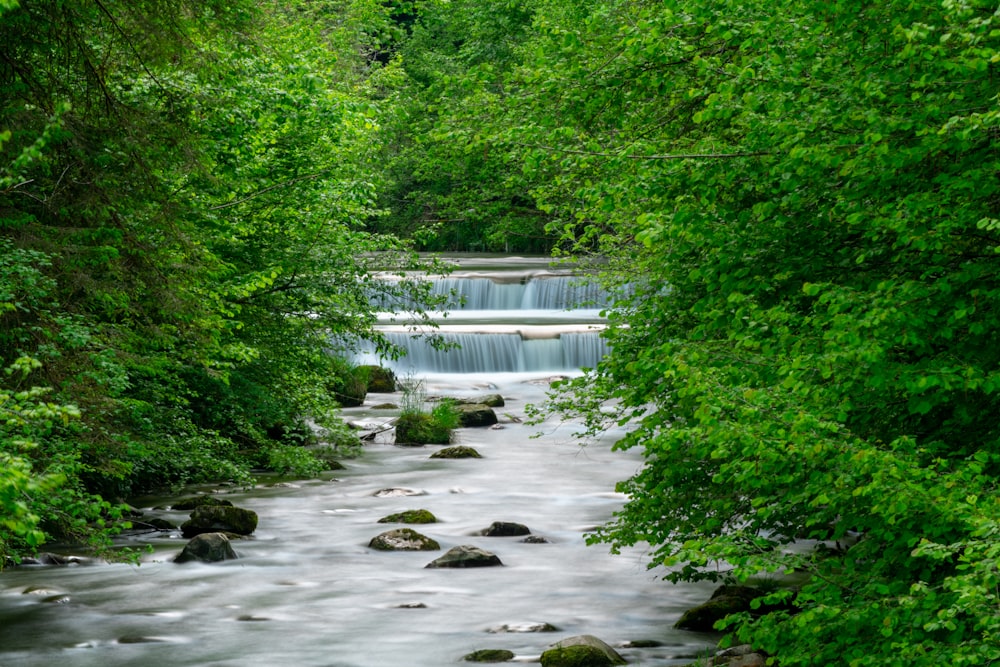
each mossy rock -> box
[541,636,626,667]
[377,509,438,524]
[333,380,367,407]
[171,496,234,511]
[368,528,440,551]
[394,412,451,445]
[455,403,498,427]
[180,505,258,537]
[675,586,763,632]
[464,649,516,662]
[431,446,482,459]
[455,393,505,408]
[362,365,397,393]
[540,645,617,667]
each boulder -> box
[180,505,258,538]
[463,649,516,662]
[455,394,505,408]
[368,528,441,551]
[377,509,438,524]
[480,521,530,537]
[361,365,397,393]
[675,585,762,632]
[540,636,626,667]
[425,545,503,568]
[456,404,499,427]
[431,446,483,459]
[171,496,234,511]
[174,532,238,563]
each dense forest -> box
[2,0,999,665]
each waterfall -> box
[372,272,616,312]
[360,260,615,374]
[357,330,609,374]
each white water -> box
[0,257,717,667]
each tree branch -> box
[209,171,330,211]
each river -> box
[0,256,717,666]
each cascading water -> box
[360,258,615,374]
[0,255,717,667]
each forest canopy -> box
[3,0,1000,665]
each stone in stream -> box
[674,585,765,632]
[463,648,516,662]
[171,496,234,511]
[431,446,483,459]
[425,545,503,568]
[180,505,258,538]
[360,365,397,393]
[22,585,71,604]
[454,393,505,408]
[174,532,239,563]
[368,528,440,551]
[487,621,559,633]
[372,487,427,497]
[128,517,176,531]
[16,553,91,566]
[377,509,438,524]
[479,521,531,537]
[539,635,627,667]
[455,403,499,427]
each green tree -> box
[369,0,557,252]
[464,0,1000,663]
[0,0,437,561]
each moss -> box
[361,365,397,393]
[180,505,258,537]
[463,649,516,662]
[394,412,451,445]
[171,496,234,511]
[539,645,615,667]
[430,446,482,459]
[377,509,438,524]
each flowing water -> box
[0,256,717,667]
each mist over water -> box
[0,257,716,666]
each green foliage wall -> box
[486,0,1000,664]
[0,0,433,561]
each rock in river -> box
[174,532,239,563]
[425,545,503,568]
[540,635,626,667]
[377,509,438,524]
[180,505,258,538]
[368,528,441,551]
[479,521,530,537]
[455,404,499,427]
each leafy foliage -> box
[490,0,1000,664]
[368,0,558,252]
[0,0,435,562]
